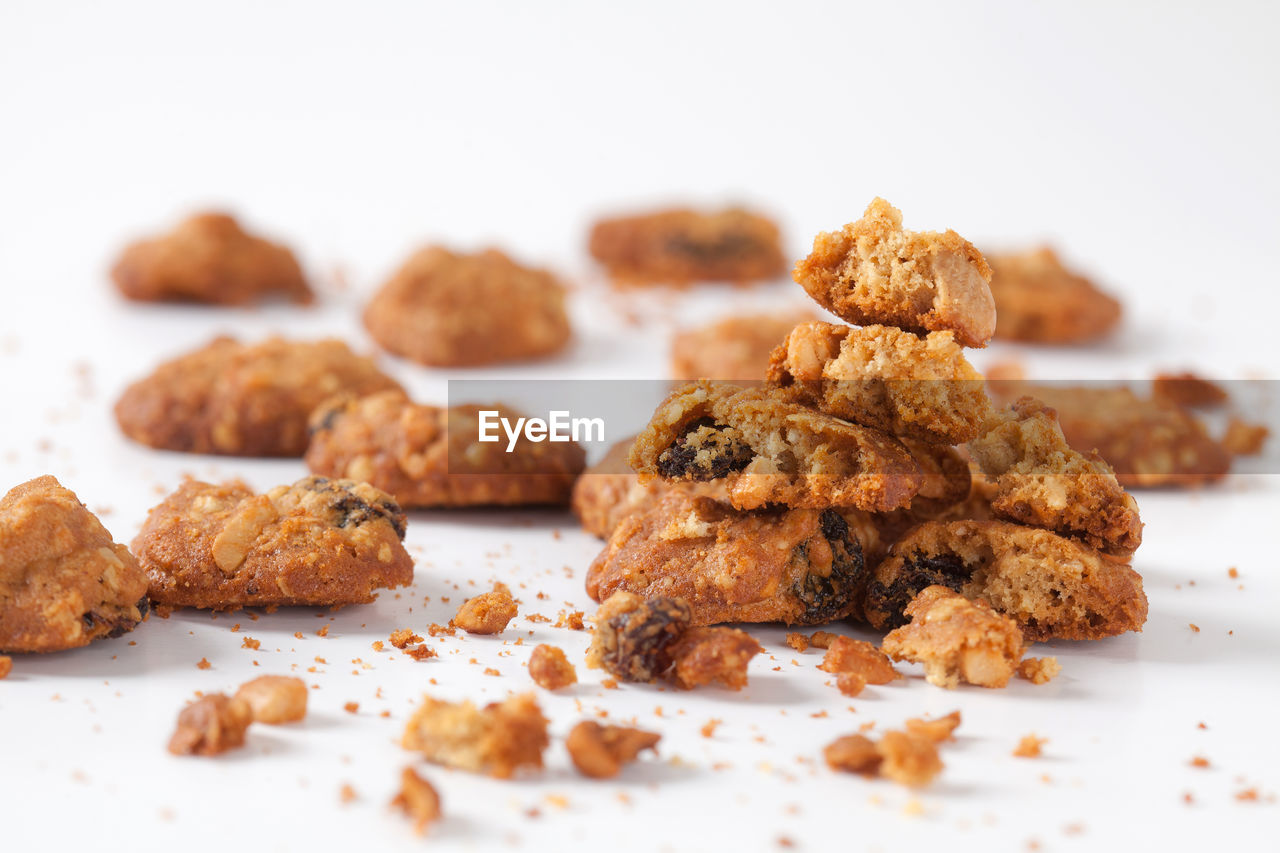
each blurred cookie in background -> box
[671,309,816,381]
[985,247,1121,344]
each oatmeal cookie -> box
[793,199,995,348]
[115,336,401,457]
[134,475,413,610]
[0,476,149,653]
[671,310,817,381]
[629,380,925,512]
[112,212,312,305]
[968,397,1143,557]
[585,490,878,627]
[363,246,570,366]
[767,322,990,445]
[588,207,786,286]
[306,392,584,508]
[881,585,1025,689]
[401,693,549,779]
[985,248,1121,343]
[863,520,1147,641]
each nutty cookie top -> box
[968,397,1143,557]
[793,199,995,347]
[115,336,401,457]
[767,322,991,445]
[985,248,1121,343]
[363,247,570,367]
[588,207,786,287]
[586,489,879,627]
[305,391,585,508]
[629,380,926,512]
[671,310,818,381]
[863,520,1148,642]
[134,475,413,610]
[0,476,148,652]
[112,212,312,305]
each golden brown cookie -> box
[588,207,786,286]
[586,489,879,626]
[766,322,990,445]
[881,585,1025,689]
[115,336,401,457]
[112,212,312,305]
[671,310,817,381]
[863,520,1147,641]
[968,397,1143,558]
[363,246,570,367]
[985,248,1121,343]
[793,199,995,348]
[629,380,925,512]
[0,476,149,653]
[134,475,413,610]
[305,392,585,508]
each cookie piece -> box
[968,397,1143,557]
[793,199,995,348]
[767,322,990,445]
[880,585,1024,689]
[1152,372,1228,408]
[566,721,661,778]
[234,676,308,724]
[585,592,692,683]
[134,475,413,610]
[588,207,786,286]
[112,212,312,306]
[671,310,817,381]
[668,626,762,690]
[863,520,1147,641]
[167,693,253,756]
[985,248,1121,343]
[0,476,149,653]
[400,693,549,779]
[586,489,878,627]
[391,768,442,835]
[629,380,925,512]
[528,644,577,690]
[116,336,401,457]
[306,392,584,508]
[363,246,570,367]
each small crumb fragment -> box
[1189,623,1201,633]
[196,657,212,670]
[904,711,962,744]
[241,637,261,651]
[555,610,585,630]
[701,719,722,738]
[1235,788,1260,802]
[529,644,577,690]
[669,626,762,690]
[0,655,11,679]
[1017,657,1061,685]
[1189,756,1210,768]
[825,730,943,787]
[1228,568,1239,580]
[566,720,661,779]
[316,625,329,637]
[823,735,882,776]
[234,675,308,724]
[818,636,899,686]
[372,640,385,651]
[405,645,437,661]
[344,702,359,714]
[1013,734,1047,758]
[339,784,358,804]
[390,767,441,834]
[836,672,866,697]
[1152,372,1228,408]
[389,629,423,649]
[167,694,252,756]
[785,632,810,653]
[809,631,840,649]
[452,582,518,634]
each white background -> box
[1,2,1278,851]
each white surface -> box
[2,2,1279,851]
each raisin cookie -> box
[112,212,312,305]
[793,198,995,348]
[671,310,817,381]
[585,489,879,626]
[588,207,786,286]
[134,475,413,610]
[306,392,585,508]
[363,246,570,367]
[0,476,149,652]
[985,248,1121,343]
[629,380,925,512]
[862,520,1147,641]
[767,322,990,445]
[968,397,1143,558]
[115,336,401,457]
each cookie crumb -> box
[1228,568,1239,580]
[824,729,944,787]
[405,645,437,661]
[0,656,11,679]
[452,583,518,634]
[372,640,385,651]
[904,711,962,743]
[1189,756,1210,768]
[882,586,1024,689]
[555,610,585,630]
[1017,656,1061,685]
[339,784,357,804]
[669,626,762,690]
[566,721,661,778]
[344,702,359,714]
[529,644,577,690]
[785,632,810,653]
[167,694,252,756]
[390,767,441,834]
[401,693,549,778]
[196,657,212,670]
[1189,623,1201,633]
[241,637,261,651]
[701,719,722,738]
[234,675,308,724]
[317,625,330,638]
[1013,734,1047,758]
[818,636,899,686]
[389,629,423,649]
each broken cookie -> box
[881,585,1025,689]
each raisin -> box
[864,551,970,629]
[792,509,866,625]
[308,404,344,436]
[307,477,407,539]
[665,232,758,262]
[596,597,692,682]
[656,417,753,480]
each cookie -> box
[985,248,1121,343]
[629,380,926,512]
[306,392,585,508]
[112,212,312,305]
[588,207,786,286]
[862,520,1148,641]
[115,336,401,457]
[793,199,995,348]
[880,585,1025,689]
[585,489,879,626]
[134,475,413,610]
[968,397,1143,558]
[363,246,570,367]
[671,310,817,381]
[766,322,990,445]
[0,476,148,653]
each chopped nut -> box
[234,675,308,724]
[1017,656,1061,685]
[167,693,252,756]
[566,721,661,778]
[401,693,549,779]
[390,767,441,834]
[818,636,899,685]
[824,734,881,775]
[668,626,762,690]
[585,592,690,683]
[876,731,944,787]
[529,644,577,690]
[389,629,423,649]
[904,711,962,743]
[451,583,518,634]
[882,586,1024,689]
[195,657,212,670]
[1013,734,1047,758]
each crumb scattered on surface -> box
[452,583,518,634]
[1013,734,1047,758]
[904,711,962,743]
[339,783,357,804]
[241,637,261,650]
[818,636,899,686]
[882,586,1024,689]
[389,629,423,649]
[234,675,308,724]
[529,644,577,690]
[401,693,549,778]
[167,694,252,756]
[785,632,810,653]
[824,729,944,787]
[405,645,437,661]
[344,701,359,714]
[1189,756,1210,768]
[808,631,840,649]
[1017,656,1061,685]
[566,721,661,778]
[391,767,441,834]
[0,656,11,679]
[669,626,762,690]
[701,719,722,738]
